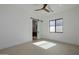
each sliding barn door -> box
[37,21,42,39]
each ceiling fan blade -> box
[35,9,43,11]
[44,9,50,12]
[42,4,48,9]
[34,4,52,13]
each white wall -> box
[0,4,79,49]
[41,6,79,45]
[0,5,32,49]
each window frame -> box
[49,18,63,33]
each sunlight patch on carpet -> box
[33,41,56,49]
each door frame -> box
[32,19,38,40]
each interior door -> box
[37,21,42,39]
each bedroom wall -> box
[41,6,79,45]
[0,4,79,49]
[0,5,32,49]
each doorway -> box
[32,19,38,40]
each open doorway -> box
[32,19,38,40]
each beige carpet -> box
[0,39,79,55]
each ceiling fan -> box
[35,4,53,13]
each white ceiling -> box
[31,4,79,13]
[49,4,79,13]
[6,4,79,19]
[12,4,79,13]
[30,4,79,19]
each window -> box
[49,18,63,33]
[49,20,55,32]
